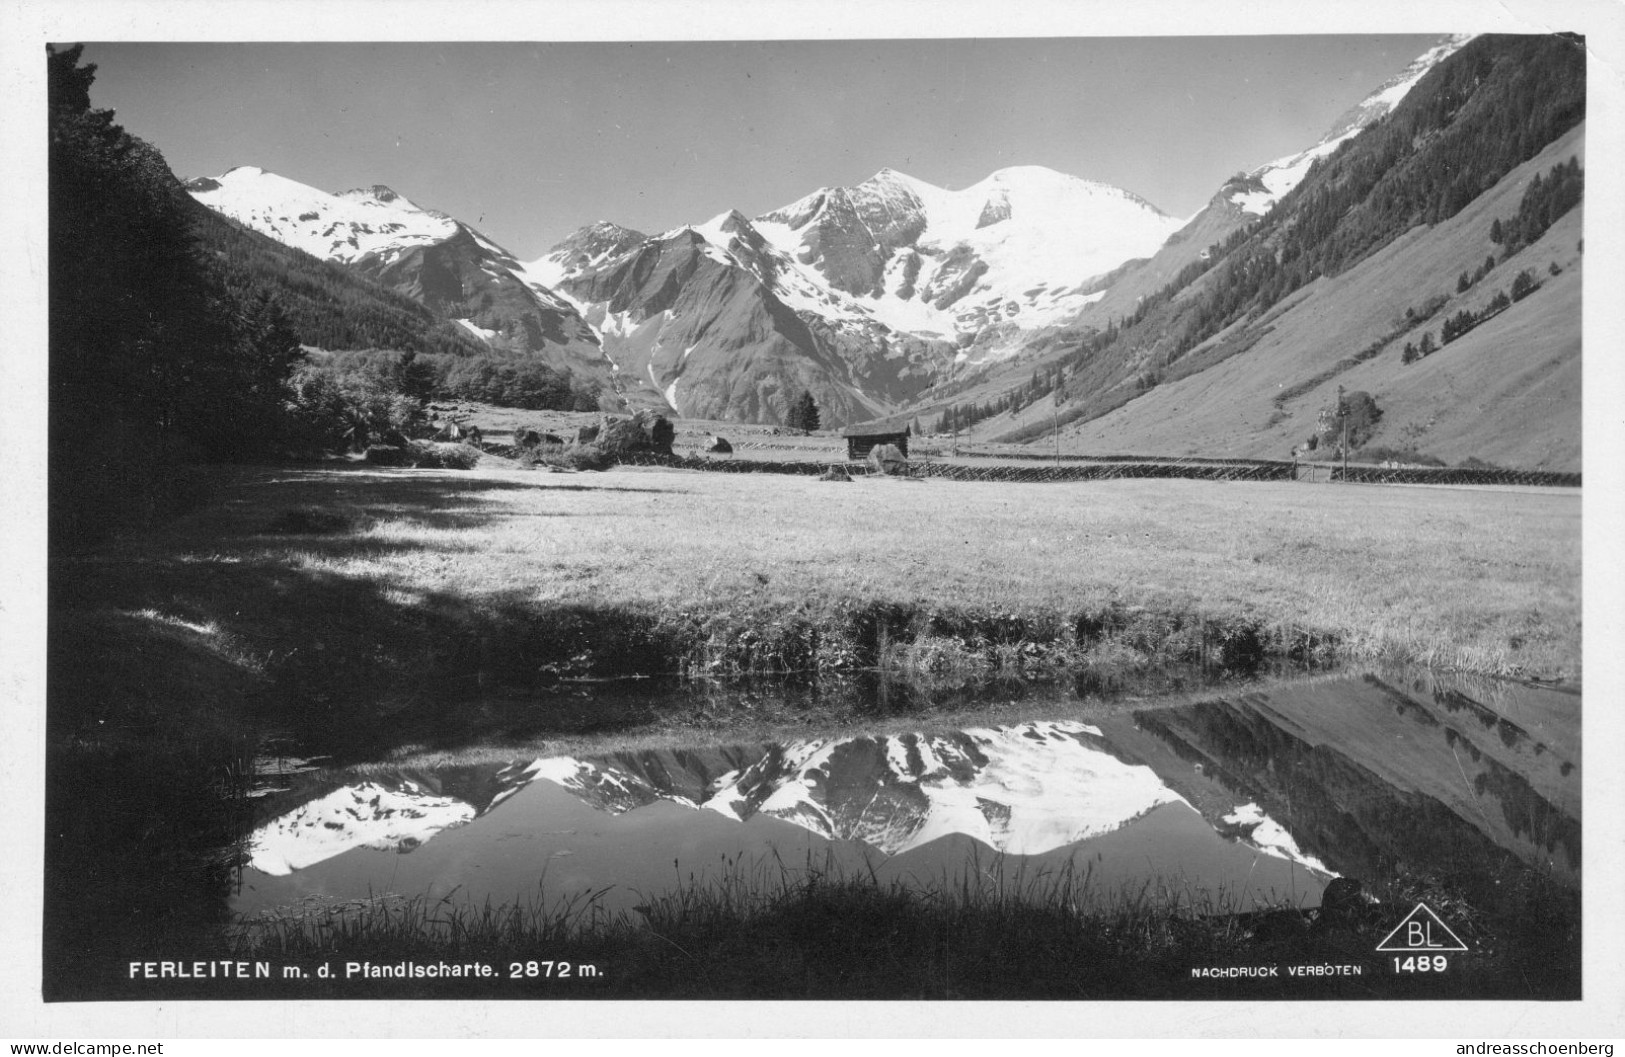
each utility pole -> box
[1338,384,1349,482]
[1052,371,1066,465]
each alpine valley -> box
[183,32,1583,468]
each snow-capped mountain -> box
[525,165,1180,423]
[186,37,1475,429]
[186,167,608,374]
[1229,34,1475,217]
[532,214,951,424]
[187,166,458,264]
[751,166,1183,335]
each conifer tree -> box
[786,390,821,432]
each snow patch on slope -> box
[455,318,497,343]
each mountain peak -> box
[984,164,1067,182]
[867,166,919,183]
[341,183,401,203]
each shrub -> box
[412,442,482,470]
[286,359,429,454]
[520,443,613,472]
[364,441,481,469]
[364,444,414,467]
[1312,390,1383,452]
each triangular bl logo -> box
[1376,902,1469,952]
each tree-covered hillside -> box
[994,33,1586,447]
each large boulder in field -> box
[596,410,675,456]
[706,435,733,454]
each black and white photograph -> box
[4,0,1622,1043]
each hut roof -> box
[840,417,912,438]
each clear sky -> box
[81,36,1444,260]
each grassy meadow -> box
[58,461,1581,729]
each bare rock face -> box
[975,190,1012,229]
[352,226,602,370]
[540,220,648,276]
[774,185,928,298]
[560,223,944,429]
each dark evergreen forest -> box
[49,44,304,544]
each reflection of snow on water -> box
[234,670,1577,928]
[249,780,475,876]
[1223,802,1336,878]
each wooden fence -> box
[508,448,1578,488]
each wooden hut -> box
[841,417,911,461]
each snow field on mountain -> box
[189,166,458,264]
[749,166,1183,336]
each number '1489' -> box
[1393,955,1449,973]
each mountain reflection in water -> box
[231,671,1578,920]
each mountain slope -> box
[187,167,609,376]
[902,35,1476,428]
[1056,126,1583,468]
[187,197,490,358]
[979,33,1585,470]
[544,215,953,425]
